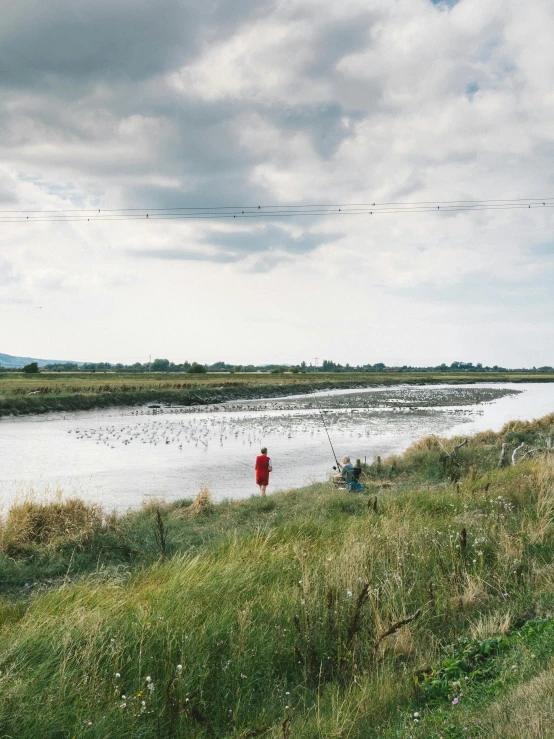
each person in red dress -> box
[255,447,272,497]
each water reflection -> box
[1,383,553,511]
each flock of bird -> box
[66,388,489,455]
[67,407,376,452]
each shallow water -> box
[1,382,553,512]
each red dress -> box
[255,455,271,485]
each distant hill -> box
[0,352,79,368]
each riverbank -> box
[1,413,553,737]
[2,370,554,417]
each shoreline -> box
[1,412,554,737]
[2,372,554,418]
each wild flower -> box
[177,664,183,671]
[115,673,120,678]
[452,696,459,705]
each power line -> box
[1,196,553,213]
[0,198,553,223]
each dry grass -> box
[532,456,554,544]
[405,435,442,453]
[140,497,169,515]
[470,611,512,640]
[500,412,554,438]
[0,370,389,399]
[480,663,554,738]
[391,624,416,660]
[174,486,215,518]
[0,498,103,553]
[532,563,554,590]
[450,575,489,611]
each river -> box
[1,382,553,512]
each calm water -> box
[1,382,553,511]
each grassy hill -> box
[0,414,554,737]
[0,352,76,369]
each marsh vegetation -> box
[1,414,554,737]
[1,370,554,417]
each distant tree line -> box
[11,359,550,374]
[320,360,554,373]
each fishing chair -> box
[333,466,363,492]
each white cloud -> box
[1,0,554,366]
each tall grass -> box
[0,424,554,736]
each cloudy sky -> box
[1,0,554,366]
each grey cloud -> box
[0,1,191,88]
[0,295,32,304]
[390,267,554,308]
[0,0,379,207]
[531,241,554,257]
[387,178,427,202]
[247,254,295,273]
[127,225,337,266]
[0,185,18,205]
[0,259,21,286]
[267,102,364,159]
[0,0,273,89]
[127,248,238,263]
[305,20,374,78]
[0,1,382,216]
[203,225,338,254]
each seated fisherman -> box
[334,456,355,485]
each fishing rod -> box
[310,390,341,469]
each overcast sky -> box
[1,0,554,367]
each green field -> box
[1,413,554,737]
[1,370,554,417]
